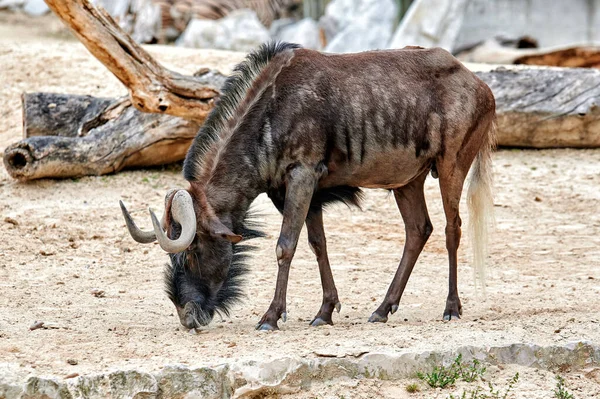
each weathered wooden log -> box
[43,0,219,122]
[514,47,600,69]
[475,66,600,148]
[22,93,114,138]
[4,93,200,180]
[457,39,600,69]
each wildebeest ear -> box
[209,218,243,243]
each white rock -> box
[130,0,162,43]
[93,0,130,20]
[22,0,48,16]
[177,9,270,52]
[321,0,398,53]
[272,18,322,50]
[388,0,470,51]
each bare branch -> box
[44,0,220,122]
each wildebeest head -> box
[120,188,250,329]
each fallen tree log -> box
[4,93,200,180]
[21,93,114,138]
[474,65,600,148]
[457,39,600,69]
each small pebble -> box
[66,359,78,365]
[39,248,55,256]
[90,289,105,298]
[534,196,542,202]
[4,217,18,226]
[29,321,44,331]
[65,372,79,379]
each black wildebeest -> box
[120,42,496,331]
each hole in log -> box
[8,152,27,169]
[158,105,168,112]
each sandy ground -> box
[0,11,599,398]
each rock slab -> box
[1,342,597,398]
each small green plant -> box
[406,383,420,393]
[417,364,459,388]
[417,354,487,388]
[448,373,519,399]
[459,357,487,383]
[554,375,574,399]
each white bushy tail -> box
[466,122,496,294]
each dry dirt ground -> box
[1,11,600,398]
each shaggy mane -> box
[164,217,265,318]
[183,41,301,183]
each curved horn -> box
[150,190,196,253]
[120,200,158,244]
[119,189,177,244]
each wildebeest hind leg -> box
[438,166,469,321]
[256,165,319,331]
[369,170,432,323]
[306,206,341,327]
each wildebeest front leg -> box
[256,166,318,331]
[306,206,341,327]
[369,171,432,323]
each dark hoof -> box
[368,312,388,323]
[255,322,278,331]
[442,311,461,321]
[390,304,399,314]
[309,317,332,327]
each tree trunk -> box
[4,93,200,180]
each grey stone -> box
[156,365,231,399]
[22,376,73,399]
[108,370,157,399]
[67,374,111,398]
[94,0,130,20]
[22,0,48,16]
[271,18,322,50]
[129,0,162,44]
[388,0,470,51]
[269,18,295,37]
[177,10,270,52]
[321,0,398,53]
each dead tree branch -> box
[43,0,219,122]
